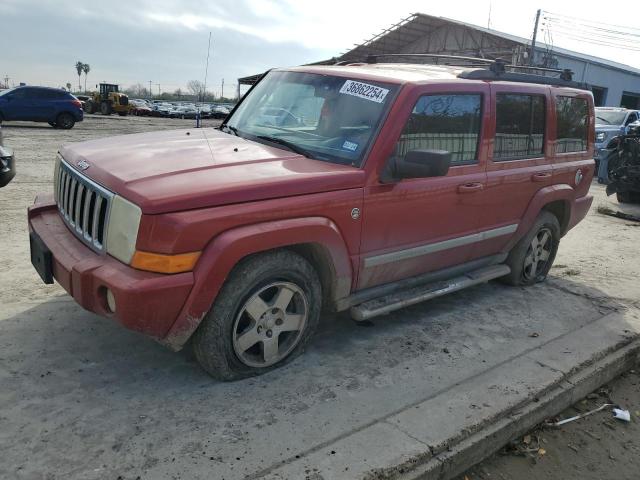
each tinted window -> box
[395,94,482,166]
[37,89,65,100]
[494,94,545,161]
[8,88,35,99]
[556,97,588,153]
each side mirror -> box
[380,149,451,183]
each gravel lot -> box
[1,115,639,480]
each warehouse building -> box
[239,13,640,108]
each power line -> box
[544,10,640,33]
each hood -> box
[59,128,364,214]
[595,124,624,131]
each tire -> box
[617,191,632,203]
[501,211,560,286]
[55,113,75,130]
[100,101,112,115]
[84,101,95,114]
[192,250,322,381]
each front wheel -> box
[501,211,560,286]
[192,250,321,381]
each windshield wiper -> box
[222,124,239,136]
[596,116,612,125]
[256,135,316,159]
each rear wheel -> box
[501,211,560,286]
[192,250,321,381]
[55,113,75,130]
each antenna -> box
[203,32,212,103]
[487,0,492,29]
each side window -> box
[494,94,545,160]
[556,96,588,153]
[625,113,638,125]
[395,94,482,166]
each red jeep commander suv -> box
[28,57,594,380]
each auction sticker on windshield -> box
[339,80,389,103]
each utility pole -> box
[3,76,8,89]
[157,83,161,96]
[148,80,153,99]
[221,79,224,100]
[529,9,541,66]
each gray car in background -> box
[595,107,639,182]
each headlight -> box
[596,132,607,143]
[106,195,142,264]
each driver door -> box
[358,87,490,289]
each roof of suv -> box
[288,63,589,90]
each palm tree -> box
[75,61,84,92]
[82,63,91,93]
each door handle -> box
[531,172,552,182]
[457,182,484,193]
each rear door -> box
[358,85,490,289]
[471,84,552,259]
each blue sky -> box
[2,0,638,96]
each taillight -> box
[72,99,82,108]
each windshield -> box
[225,71,398,166]
[595,110,627,126]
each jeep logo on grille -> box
[77,160,90,171]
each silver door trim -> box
[363,224,518,268]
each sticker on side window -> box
[339,80,389,103]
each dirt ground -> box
[460,369,640,480]
[1,115,640,480]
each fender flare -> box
[504,184,574,251]
[162,216,352,349]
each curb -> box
[401,338,640,480]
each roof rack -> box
[360,54,590,90]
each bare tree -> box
[186,80,205,102]
[125,83,149,98]
[75,61,84,91]
[82,64,91,92]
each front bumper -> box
[28,194,194,339]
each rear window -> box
[395,94,482,166]
[494,94,545,160]
[556,96,588,153]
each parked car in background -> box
[151,103,173,117]
[75,94,90,110]
[210,105,230,119]
[28,61,594,380]
[171,105,198,119]
[129,99,152,116]
[0,86,83,129]
[594,107,639,182]
[0,125,15,187]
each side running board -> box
[350,264,510,321]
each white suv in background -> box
[595,107,639,182]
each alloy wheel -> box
[232,281,308,368]
[523,227,553,281]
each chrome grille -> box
[56,159,113,253]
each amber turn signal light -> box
[131,250,201,274]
